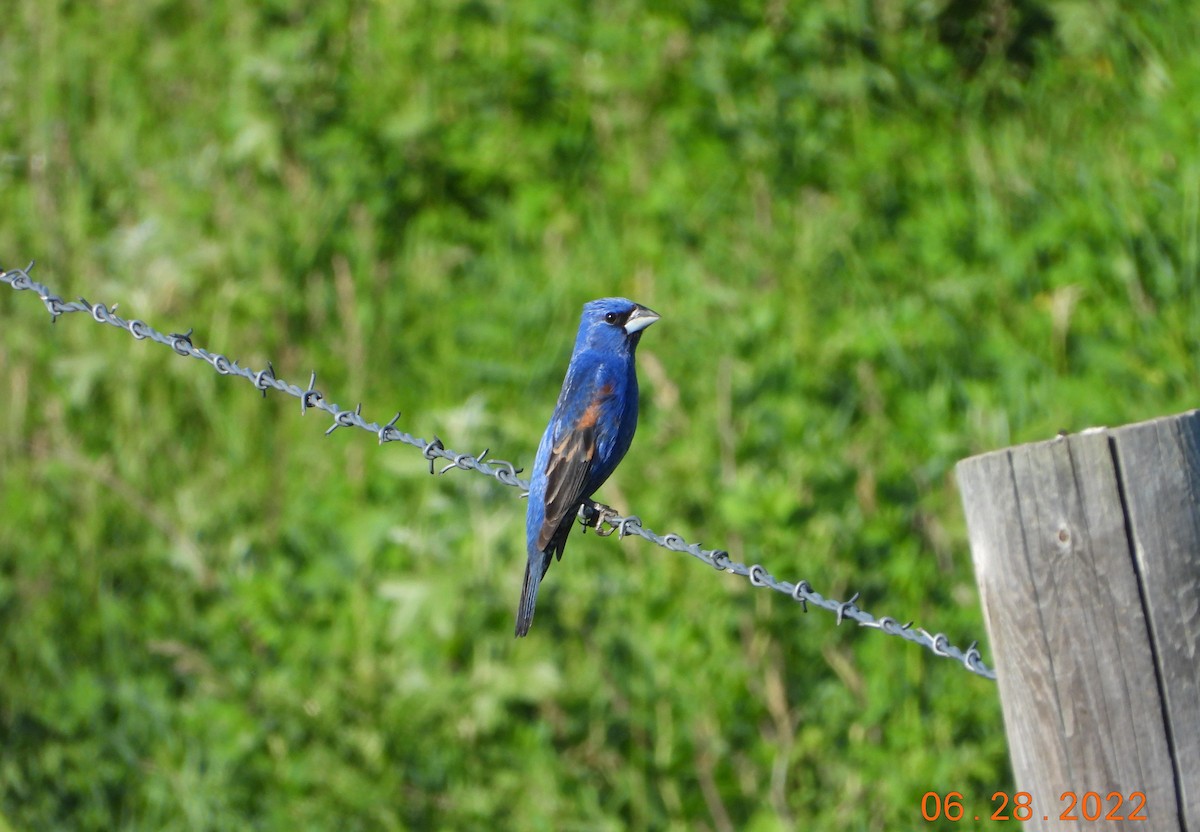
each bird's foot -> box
[578,501,619,536]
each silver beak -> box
[624,304,660,334]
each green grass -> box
[2,0,1198,828]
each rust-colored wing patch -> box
[536,382,614,553]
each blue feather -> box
[516,298,659,636]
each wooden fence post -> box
[956,411,1200,831]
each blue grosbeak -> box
[516,298,660,636]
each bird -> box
[516,297,660,637]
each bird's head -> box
[577,297,660,354]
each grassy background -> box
[2,0,1197,829]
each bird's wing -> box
[536,375,617,555]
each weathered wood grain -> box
[957,412,1199,831]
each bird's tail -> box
[515,554,545,637]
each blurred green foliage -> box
[1,0,1197,828]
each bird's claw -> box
[578,501,619,536]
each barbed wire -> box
[2,261,996,680]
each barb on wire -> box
[2,261,996,680]
[0,262,527,489]
[579,502,994,678]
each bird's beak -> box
[624,305,660,335]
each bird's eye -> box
[604,312,618,324]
